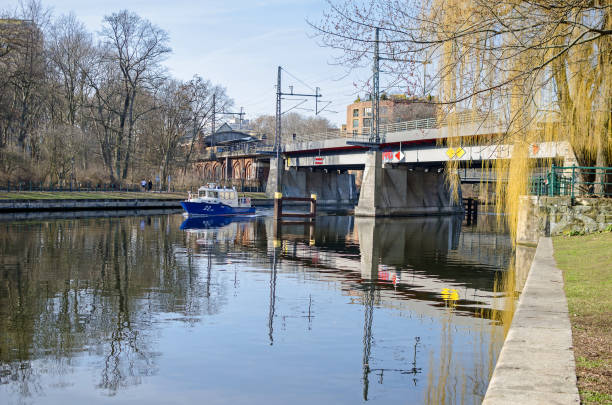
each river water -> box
[0,211,513,405]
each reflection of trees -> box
[424,307,504,405]
[0,214,226,398]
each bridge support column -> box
[355,150,463,217]
[266,157,283,197]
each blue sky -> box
[34,0,381,126]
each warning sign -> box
[446,147,465,160]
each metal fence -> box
[530,165,612,198]
[291,111,502,144]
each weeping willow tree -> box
[312,0,611,237]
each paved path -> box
[483,237,580,404]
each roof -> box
[202,122,259,146]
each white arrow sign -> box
[392,151,405,162]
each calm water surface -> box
[0,211,513,404]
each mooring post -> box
[310,194,317,218]
[466,198,473,225]
[274,192,283,219]
[309,221,315,246]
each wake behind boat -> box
[181,183,255,216]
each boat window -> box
[231,192,236,199]
[207,191,218,198]
[223,191,229,199]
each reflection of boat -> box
[180,215,254,230]
[181,183,255,216]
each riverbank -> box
[0,191,271,212]
[554,232,612,404]
[0,191,267,200]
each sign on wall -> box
[382,150,405,163]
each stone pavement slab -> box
[482,237,580,405]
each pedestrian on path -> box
[141,179,146,192]
[147,179,153,192]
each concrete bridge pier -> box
[266,158,357,206]
[355,151,464,217]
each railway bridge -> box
[266,113,576,216]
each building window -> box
[380,107,387,115]
[364,107,372,117]
[352,119,359,128]
[363,118,371,128]
[352,108,359,117]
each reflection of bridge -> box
[265,113,576,216]
[185,213,510,402]
[192,215,512,318]
[269,216,512,312]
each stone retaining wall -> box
[517,196,612,245]
[0,199,182,212]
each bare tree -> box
[140,80,192,189]
[251,112,336,139]
[99,10,171,181]
[181,76,233,173]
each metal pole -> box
[275,66,282,193]
[211,93,216,149]
[373,27,380,144]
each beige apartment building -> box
[345,100,395,135]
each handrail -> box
[530,165,612,198]
[286,111,503,145]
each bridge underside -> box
[266,158,357,206]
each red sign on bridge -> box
[382,151,404,163]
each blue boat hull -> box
[180,201,255,216]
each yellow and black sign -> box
[446,147,466,160]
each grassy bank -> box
[554,232,612,404]
[0,191,267,200]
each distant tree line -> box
[250,112,337,140]
[0,1,232,189]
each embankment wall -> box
[517,196,612,245]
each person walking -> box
[147,179,153,192]
[141,179,146,192]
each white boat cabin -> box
[188,183,251,207]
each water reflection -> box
[0,211,512,404]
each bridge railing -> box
[530,165,612,198]
[288,111,503,145]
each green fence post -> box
[550,164,556,196]
[571,165,575,198]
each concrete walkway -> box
[483,237,580,404]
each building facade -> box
[345,100,395,135]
